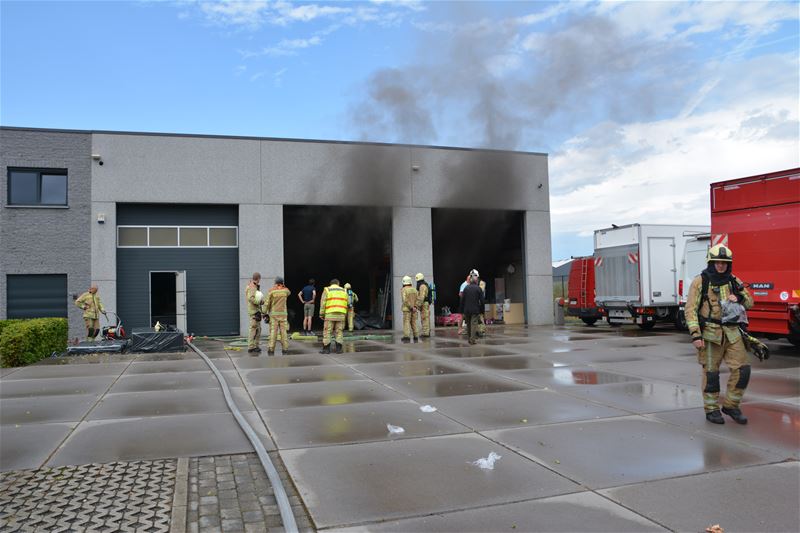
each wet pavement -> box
[1,322,798,532]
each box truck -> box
[710,168,800,345]
[566,256,603,325]
[676,235,711,330]
[594,224,710,328]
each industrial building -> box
[1,127,552,339]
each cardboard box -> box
[503,303,525,325]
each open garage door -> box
[432,209,525,324]
[283,206,392,330]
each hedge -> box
[0,318,68,368]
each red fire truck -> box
[567,256,603,325]
[710,168,800,346]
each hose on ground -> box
[189,342,298,533]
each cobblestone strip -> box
[0,459,177,532]
[186,453,315,533]
[170,457,190,533]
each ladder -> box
[580,260,588,306]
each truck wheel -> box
[581,317,598,326]
[788,334,800,347]
[674,311,687,331]
[638,321,656,330]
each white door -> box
[648,237,676,304]
[175,271,187,332]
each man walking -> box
[685,245,754,425]
[319,279,348,354]
[297,278,316,335]
[459,273,485,345]
[245,273,263,353]
[415,273,432,338]
[75,283,105,341]
[344,283,359,332]
[265,277,291,355]
[401,275,419,343]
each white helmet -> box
[402,275,412,285]
[254,290,264,304]
[469,268,480,278]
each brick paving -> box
[186,453,314,533]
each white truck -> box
[593,224,710,329]
[675,234,711,330]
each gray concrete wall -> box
[525,210,554,325]
[391,207,434,334]
[0,129,92,339]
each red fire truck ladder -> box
[580,259,588,306]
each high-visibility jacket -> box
[321,285,348,317]
[265,286,291,317]
[401,285,418,312]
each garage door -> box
[6,274,68,319]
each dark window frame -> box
[7,167,69,207]
[6,273,69,319]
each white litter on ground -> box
[387,424,405,435]
[472,452,502,470]
[420,405,437,413]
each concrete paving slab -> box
[0,422,74,471]
[739,354,800,371]
[242,365,363,386]
[233,353,337,369]
[432,389,627,430]
[128,350,202,361]
[434,347,516,358]
[0,368,21,377]
[541,350,648,365]
[281,433,581,528]
[383,373,534,398]
[87,387,255,420]
[109,369,242,392]
[561,380,704,414]
[126,358,234,374]
[329,351,432,364]
[0,394,98,425]
[487,416,781,489]
[651,402,800,459]
[47,411,275,467]
[351,360,469,378]
[331,491,667,532]
[33,353,139,365]
[503,367,642,388]
[0,376,116,399]
[745,372,800,400]
[601,462,800,533]
[261,400,469,448]
[250,380,405,409]
[597,359,700,386]
[338,343,398,353]
[1,362,129,380]
[459,355,565,371]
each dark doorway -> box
[150,272,176,327]
[432,209,525,316]
[283,206,392,330]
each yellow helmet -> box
[707,244,733,263]
[402,275,412,285]
[415,273,424,281]
[344,283,351,289]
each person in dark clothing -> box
[297,279,316,334]
[459,275,485,344]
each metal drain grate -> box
[0,459,177,532]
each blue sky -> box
[2,1,798,260]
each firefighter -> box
[685,244,754,425]
[344,283,359,332]
[245,273,263,353]
[401,275,419,343]
[265,277,291,355]
[75,284,106,341]
[415,273,432,337]
[319,279,348,354]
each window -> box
[117,226,237,248]
[7,169,68,206]
[6,274,68,318]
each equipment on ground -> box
[101,311,126,340]
[130,327,185,352]
[65,339,129,355]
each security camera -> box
[98,160,104,166]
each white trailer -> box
[676,234,711,329]
[593,224,710,328]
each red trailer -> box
[567,256,603,325]
[710,168,800,345]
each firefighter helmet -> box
[275,276,284,285]
[402,275,412,285]
[415,273,424,281]
[707,244,733,263]
[344,283,351,289]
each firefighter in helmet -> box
[344,283,359,332]
[684,244,754,425]
[401,275,419,343]
[415,273,432,338]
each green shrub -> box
[0,319,23,339]
[0,318,68,368]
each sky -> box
[2,1,798,261]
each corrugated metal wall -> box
[6,274,68,319]
[116,204,239,336]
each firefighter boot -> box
[319,344,331,354]
[401,337,410,343]
[705,410,725,424]
[334,342,343,354]
[267,349,275,356]
[722,406,748,425]
[413,336,419,342]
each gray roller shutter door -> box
[6,274,68,319]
